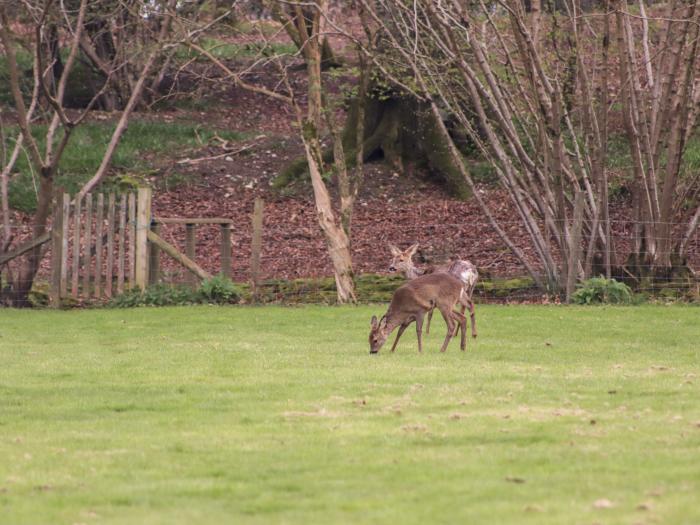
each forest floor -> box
[4,23,699,299]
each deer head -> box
[369,315,389,354]
[388,243,419,274]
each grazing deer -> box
[388,243,478,338]
[369,273,467,354]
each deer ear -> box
[370,315,378,329]
[389,244,400,256]
[408,243,419,256]
[379,316,387,330]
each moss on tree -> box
[274,89,473,199]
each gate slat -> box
[94,194,104,298]
[71,195,82,297]
[60,194,70,297]
[128,192,136,289]
[117,195,127,294]
[105,193,115,298]
[82,194,92,296]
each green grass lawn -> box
[5,121,245,212]
[0,305,698,524]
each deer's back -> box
[390,273,462,314]
[447,260,479,289]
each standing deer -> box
[369,273,467,354]
[388,243,478,338]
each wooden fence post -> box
[149,221,161,285]
[250,198,264,301]
[221,223,231,278]
[50,190,64,308]
[566,190,585,303]
[135,187,152,291]
[185,223,196,288]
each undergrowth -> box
[109,276,241,307]
[572,277,633,305]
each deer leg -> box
[451,303,465,337]
[468,299,477,338]
[390,322,410,353]
[438,306,455,353]
[452,311,467,351]
[425,307,433,335]
[415,311,425,353]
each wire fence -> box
[3,209,698,304]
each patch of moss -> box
[240,274,537,304]
[477,277,537,298]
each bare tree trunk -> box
[11,174,53,306]
[303,138,357,302]
[615,0,699,278]
[279,0,357,303]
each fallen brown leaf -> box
[593,498,614,509]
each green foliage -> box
[174,38,296,62]
[680,134,700,172]
[232,19,281,37]
[109,277,240,307]
[1,47,111,108]
[606,132,700,185]
[109,284,200,307]
[468,160,498,185]
[0,49,33,106]
[477,276,537,298]
[198,275,241,304]
[572,277,633,305]
[1,306,699,523]
[4,121,245,212]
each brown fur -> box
[388,243,478,339]
[369,273,467,354]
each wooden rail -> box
[147,230,211,280]
[150,216,233,281]
[153,217,233,225]
[43,188,235,307]
[0,232,51,266]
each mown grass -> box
[0,305,699,524]
[4,121,244,212]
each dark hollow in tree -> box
[274,85,473,200]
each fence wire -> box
[2,216,699,303]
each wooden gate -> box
[49,188,152,305]
[48,187,234,307]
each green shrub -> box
[0,50,33,106]
[109,284,199,308]
[198,275,240,304]
[109,277,240,308]
[572,277,632,305]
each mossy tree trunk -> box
[275,87,473,200]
